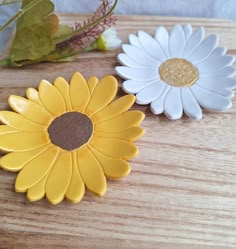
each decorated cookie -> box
[116,24,236,120]
[0,72,144,205]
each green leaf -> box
[9,0,59,62]
[54,24,73,40]
[1,46,78,67]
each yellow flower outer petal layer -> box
[91,137,138,160]
[89,145,131,179]
[26,88,42,105]
[70,72,90,112]
[92,95,135,122]
[86,76,118,116]
[95,126,144,142]
[66,151,85,203]
[87,76,98,94]
[46,151,72,205]
[8,95,52,125]
[15,146,59,192]
[54,77,72,111]
[39,80,66,116]
[0,131,49,152]
[0,144,51,172]
[77,146,106,196]
[0,125,18,134]
[27,172,49,202]
[95,110,145,132]
[0,111,45,131]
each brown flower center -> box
[48,112,93,151]
[159,58,198,87]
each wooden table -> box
[0,14,236,249]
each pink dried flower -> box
[56,0,116,50]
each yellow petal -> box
[26,88,42,105]
[66,151,85,203]
[77,146,106,196]
[54,77,72,111]
[0,125,18,134]
[87,76,98,94]
[95,111,145,132]
[0,111,45,131]
[86,76,118,116]
[39,80,66,116]
[69,72,90,112]
[46,151,72,205]
[8,95,52,125]
[92,95,135,122]
[0,144,51,172]
[27,174,48,202]
[0,131,49,152]
[95,126,144,142]
[91,137,138,160]
[15,146,59,192]
[89,145,131,179]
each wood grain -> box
[0,14,236,249]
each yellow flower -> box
[0,72,144,205]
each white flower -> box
[116,25,236,120]
[96,27,122,51]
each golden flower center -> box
[159,58,198,87]
[48,112,93,151]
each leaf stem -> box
[0,0,23,6]
[0,0,46,32]
[0,59,8,66]
[0,9,22,32]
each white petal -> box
[122,44,160,68]
[117,53,150,68]
[181,87,202,120]
[106,39,122,50]
[128,34,142,49]
[183,24,192,41]
[196,76,236,90]
[155,26,169,57]
[116,66,159,81]
[164,87,183,120]
[200,66,236,77]
[191,84,232,111]
[169,25,185,58]
[197,55,235,73]
[189,35,219,64]
[150,85,170,114]
[138,31,167,62]
[195,83,232,98]
[183,27,205,58]
[211,47,227,56]
[102,27,117,40]
[123,79,158,94]
[136,82,165,104]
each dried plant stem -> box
[54,0,118,45]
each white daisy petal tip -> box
[164,112,183,121]
[211,47,227,56]
[116,24,236,120]
[191,112,203,121]
[115,66,129,80]
[182,24,192,41]
[128,34,142,49]
[150,105,163,115]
